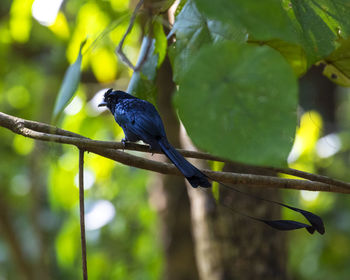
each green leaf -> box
[210,160,224,202]
[169,0,246,83]
[290,0,340,64]
[292,0,350,38]
[127,72,158,104]
[262,39,308,77]
[175,42,298,166]
[321,37,350,87]
[174,0,188,16]
[153,17,167,67]
[127,37,158,104]
[194,0,298,43]
[52,41,85,121]
[153,0,176,13]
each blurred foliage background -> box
[0,0,161,279]
[0,0,350,279]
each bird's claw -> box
[121,138,127,151]
[149,145,155,156]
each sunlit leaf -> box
[288,111,322,170]
[263,39,308,77]
[90,47,118,83]
[9,0,33,43]
[320,37,350,87]
[66,2,109,63]
[53,41,85,121]
[210,161,224,202]
[176,42,298,166]
[49,11,70,40]
[153,18,167,67]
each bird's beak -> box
[98,101,107,107]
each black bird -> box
[98,88,211,188]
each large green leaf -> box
[175,42,298,166]
[193,0,298,43]
[169,0,246,83]
[52,42,85,121]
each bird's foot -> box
[149,145,157,156]
[121,138,127,151]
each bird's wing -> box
[135,110,165,137]
[133,101,166,138]
[115,99,166,140]
[114,102,135,128]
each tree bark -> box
[182,138,288,279]
[219,163,287,279]
[149,56,199,280]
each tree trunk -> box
[182,137,288,279]
[149,56,199,280]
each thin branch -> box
[1,111,350,193]
[116,0,145,70]
[79,149,88,280]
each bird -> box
[98,88,211,188]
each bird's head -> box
[98,88,131,111]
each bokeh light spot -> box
[7,86,30,109]
[64,96,83,115]
[85,200,116,231]
[11,174,31,195]
[32,0,63,26]
[13,135,34,155]
[300,190,319,202]
[74,169,95,190]
[316,133,341,158]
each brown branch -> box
[1,111,350,193]
[2,112,346,190]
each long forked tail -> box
[158,139,325,234]
[158,138,211,188]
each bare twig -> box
[79,149,88,280]
[116,0,145,70]
[1,111,350,193]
